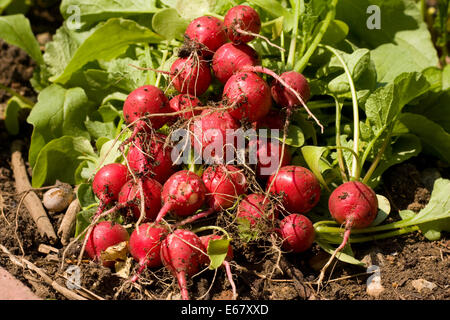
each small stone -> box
[366,265,384,298]
[411,279,437,293]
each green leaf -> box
[0,0,13,14]
[174,0,214,20]
[152,8,189,41]
[315,238,366,267]
[75,207,96,238]
[248,0,295,31]
[397,113,450,164]
[370,194,391,227]
[49,18,162,84]
[27,85,92,167]
[301,146,330,189]
[77,183,97,209]
[336,0,438,83]
[317,19,349,46]
[60,0,158,25]
[4,96,32,135]
[0,14,43,64]
[31,136,96,188]
[365,72,430,131]
[84,120,116,140]
[207,238,230,270]
[273,124,305,147]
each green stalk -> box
[294,0,338,73]
[334,98,348,182]
[318,226,420,244]
[324,45,360,180]
[362,129,392,184]
[0,83,34,106]
[191,225,231,240]
[286,0,302,69]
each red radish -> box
[160,229,207,300]
[118,177,162,222]
[249,138,291,179]
[92,163,128,207]
[271,71,311,108]
[224,5,261,43]
[190,108,240,163]
[154,170,207,224]
[127,133,175,184]
[123,85,172,141]
[267,165,321,214]
[236,193,278,227]
[254,109,285,130]
[328,181,378,229]
[169,94,202,120]
[223,71,272,122]
[279,214,315,253]
[184,16,228,57]
[199,234,237,299]
[170,57,212,96]
[202,165,247,211]
[85,221,129,267]
[318,181,378,286]
[129,223,168,282]
[212,42,259,84]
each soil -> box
[0,3,448,302]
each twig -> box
[58,199,81,245]
[10,140,57,242]
[0,244,86,300]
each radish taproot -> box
[169,94,202,120]
[212,42,259,84]
[126,133,175,184]
[184,15,228,57]
[85,221,129,267]
[224,5,261,43]
[118,177,162,222]
[190,108,240,163]
[279,214,315,253]
[250,138,291,179]
[223,71,272,122]
[202,164,247,211]
[267,165,321,214]
[154,170,207,224]
[200,234,237,299]
[92,163,128,217]
[317,181,378,286]
[170,56,212,96]
[122,85,172,142]
[160,229,207,300]
[271,71,311,108]
[129,223,168,282]
[236,193,278,227]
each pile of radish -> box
[78,4,379,300]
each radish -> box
[160,229,207,300]
[154,170,207,224]
[126,133,175,184]
[279,214,315,253]
[212,42,259,84]
[85,221,129,267]
[236,193,278,227]
[267,165,321,214]
[190,108,240,163]
[223,71,272,122]
[184,15,228,57]
[122,85,172,142]
[271,71,311,108]
[117,177,162,222]
[92,163,128,217]
[224,5,261,43]
[200,234,237,299]
[254,109,285,130]
[129,223,168,282]
[169,94,202,120]
[317,181,378,286]
[170,56,212,97]
[250,138,291,179]
[202,165,247,211]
